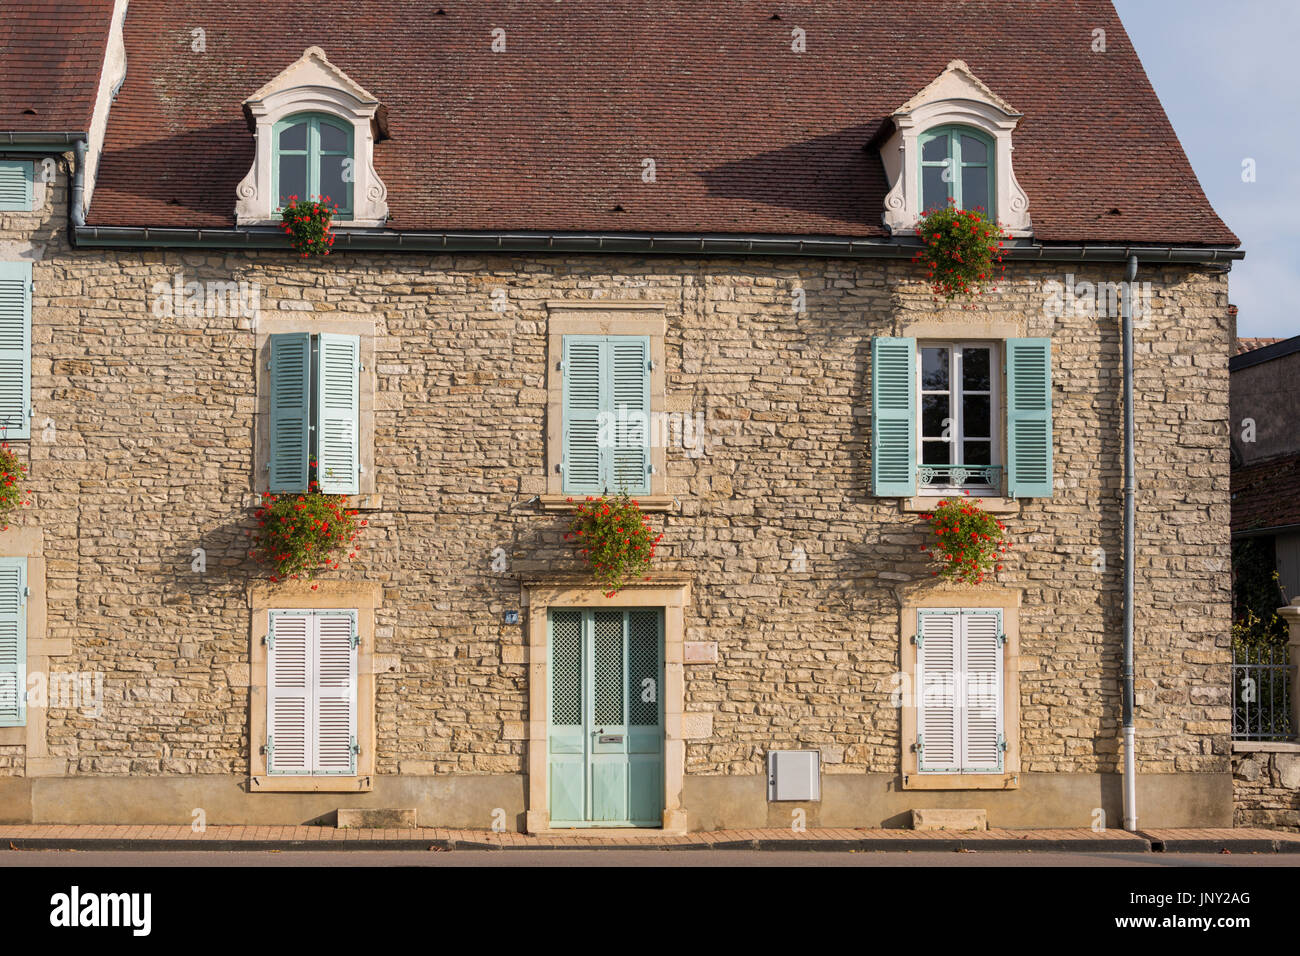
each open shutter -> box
[313,610,357,775]
[0,161,33,211]
[871,336,916,496]
[0,559,26,727]
[268,333,311,492]
[609,336,650,494]
[916,609,959,773]
[266,611,311,774]
[0,262,32,440]
[1006,337,1053,498]
[316,333,360,494]
[961,610,1004,773]
[562,335,604,496]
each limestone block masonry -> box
[0,159,1233,828]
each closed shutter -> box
[0,161,33,211]
[916,609,959,773]
[1006,337,1053,498]
[313,611,357,774]
[562,335,604,495]
[266,611,311,774]
[0,262,32,440]
[871,336,916,496]
[268,333,311,492]
[609,336,650,494]
[315,333,360,494]
[962,610,1004,773]
[0,558,26,727]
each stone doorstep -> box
[336,808,417,829]
[911,808,988,831]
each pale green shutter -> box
[562,335,604,496]
[1006,338,1053,498]
[916,609,959,773]
[0,558,28,727]
[609,336,650,494]
[0,262,32,440]
[268,333,311,492]
[0,162,33,211]
[315,333,360,495]
[871,336,916,496]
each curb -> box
[1138,832,1300,855]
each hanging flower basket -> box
[250,480,364,583]
[280,195,339,257]
[565,492,662,597]
[912,199,1007,301]
[0,443,29,530]
[919,494,1010,585]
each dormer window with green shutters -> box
[560,334,651,496]
[871,336,1052,499]
[268,332,360,494]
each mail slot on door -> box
[598,734,624,744]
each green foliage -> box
[565,492,662,596]
[919,495,1010,585]
[1232,537,1286,648]
[252,483,363,582]
[280,195,338,257]
[911,200,1007,301]
[0,443,28,530]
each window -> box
[915,608,1004,774]
[266,609,357,776]
[561,334,651,496]
[919,125,994,214]
[871,336,1052,499]
[0,557,27,727]
[268,332,360,494]
[0,161,33,211]
[919,343,1000,493]
[0,262,31,440]
[273,112,353,216]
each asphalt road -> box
[2,849,1298,866]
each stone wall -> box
[0,158,1234,816]
[1232,750,1300,830]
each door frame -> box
[523,574,690,835]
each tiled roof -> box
[84,0,1238,244]
[1232,454,1300,534]
[1235,338,1284,356]
[0,1,115,133]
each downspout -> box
[1121,253,1138,831]
[70,136,88,231]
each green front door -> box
[548,608,664,827]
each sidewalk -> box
[3,824,1299,853]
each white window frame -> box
[916,340,1001,495]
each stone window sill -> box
[1232,741,1300,753]
[902,772,1020,790]
[900,496,1021,515]
[537,494,677,513]
[249,775,374,793]
[244,493,383,512]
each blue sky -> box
[1115,0,1300,338]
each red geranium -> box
[565,492,661,596]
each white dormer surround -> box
[235,46,389,227]
[880,60,1032,237]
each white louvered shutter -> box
[961,610,1004,773]
[315,333,360,494]
[267,611,311,774]
[0,558,26,726]
[312,611,357,775]
[916,609,960,773]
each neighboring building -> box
[0,1,1242,830]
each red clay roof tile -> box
[0,1,115,133]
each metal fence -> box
[1232,643,1294,741]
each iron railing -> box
[1232,643,1294,741]
[917,464,1003,489]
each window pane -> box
[318,154,350,209]
[963,441,991,466]
[277,153,307,205]
[963,394,991,438]
[922,394,950,438]
[921,347,949,391]
[279,121,307,151]
[960,134,988,165]
[922,165,950,212]
[962,347,990,391]
[923,440,951,466]
[319,121,349,153]
[921,133,949,163]
[961,165,989,212]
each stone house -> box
[0,0,1243,831]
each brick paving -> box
[1,824,1295,852]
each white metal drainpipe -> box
[1122,254,1139,831]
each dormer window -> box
[274,112,354,216]
[880,60,1031,236]
[236,47,388,227]
[919,125,994,215]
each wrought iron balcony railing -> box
[917,464,1003,488]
